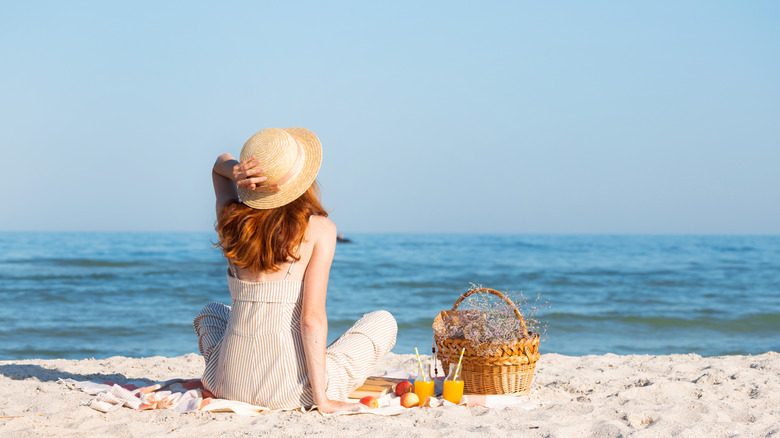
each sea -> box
[0,232,778,360]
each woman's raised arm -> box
[212,153,272,216]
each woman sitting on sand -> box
[194,127,397,413]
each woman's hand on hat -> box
[233,155,280,192]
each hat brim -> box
[237,127,322,209]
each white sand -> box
[1,352,778,437]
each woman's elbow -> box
[300,315,326,333]
[214,153,234,169]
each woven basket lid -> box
[236,127,322,209]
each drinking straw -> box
[414,347,426,381]
[453,348,466,381]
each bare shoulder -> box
[308,215,336,242]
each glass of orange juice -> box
[414,369,435,405]
[443,364,464,404]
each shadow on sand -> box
[0,363,156,386]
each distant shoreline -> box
[2,230,780,236]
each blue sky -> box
[1,1,778,234]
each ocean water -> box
[0,232,778,360]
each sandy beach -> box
[0,351,777,437]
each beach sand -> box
[1,352,777,437]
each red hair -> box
[216,183,328,272]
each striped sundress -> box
[193,262,397,410]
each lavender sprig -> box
[436,283,550,356]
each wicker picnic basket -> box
[433,287,541,396]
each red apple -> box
[359,395,379,408]
[399,392,419,408]
[395,380,413,396]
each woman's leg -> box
[193,302,231,364]
[324,310,398,400]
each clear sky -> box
[1,1,778,234]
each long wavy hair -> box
[215,182,328,272]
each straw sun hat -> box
[236,127,322,209]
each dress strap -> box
[284,259,295,280]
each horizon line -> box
[1,230,778,237]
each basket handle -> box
[451,288,529,337]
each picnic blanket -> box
[59,378,275,415]
[60,371,542,416]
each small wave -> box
[391,281,452,290]
[0,273,118,281]
[643,279,701,288]
[568,268,678,277]
[2,347,101,359]
[715,246,756,253]
[4,325,152,338]
[397,318,436,330]
[546,312,780,333]
[3,258,154,268]
[545,278,603,288]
